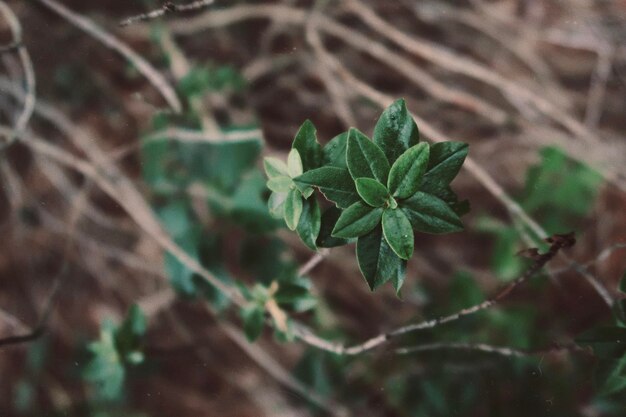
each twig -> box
[32,0,182,113]
[0,266,67,348]
[119,0,216,27]
[297,249,329,277]
[343,0,599,145]
[144,127,264,144]
[292,233,576,355]
[0,1,36,148]
[156,4,508,123]
[393,341,588,358]
[0,41,20,53]
[584,46,613,129]
[214,310,350,417]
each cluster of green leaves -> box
[477,146,603,280]
[140,62,319,347]
[142,100,277,301]
[577,273,626,412]
[264,99,468,292]
[82,305,146,401]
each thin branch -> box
[0,267,66,348]
[393,341,588,358]
[343,0,599,145]
[144,127,264,144]
[0,1,36,148]
[32,0,182,113]
[292,233,576,355]
[0,41,20,53]
[297,249,329,277]
[584,46,613,129]
[120,0,216,27]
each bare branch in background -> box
[0,1,36,148]
[32,0,182,113]
[292,233,577,355]
[120,0,216,27]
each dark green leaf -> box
[332,202,383,239]
[242,305,265,342]
[388,143,430,199]
[400,192,463,234]
[294,167,359,208]
[292,120,323,171]
[355,178,389,207]
[382,208,414,260]
[373,98,420,164]
[317,207,351,248]
[296,196,321,250]
[284,188,303,231]
[594,357,626,397]
[421,185,470,217]
[357,224,407,291]
[619,270,626,294]
[346,128,390,183]
[323,131,348,168]
[419,142,469,196]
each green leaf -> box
[382,208,414,260]
[83,327,126,401]
[419,142,469,195]
[619,270,626,294]
[267,176,293,193]
[388,143,430,199]
[355,178,389,207]
[346,128,390,183]
[284,188,303,231]
[115,305,146,354]
[268,192,288,219]
[373,98,420,164]
[332,202,383,239]
[232,170,282,233]
[323,131,348,168]
[357,224,407,291]
[292,120,322,171]
[296,196,321,250]
[287,148,304,177]
[294,167,359,209]
[195,137,262,191]
[242,305,265,342]
[400,192,463,234]
[421,185,470,217]
[264,157,289,178]
[317,207,351,248]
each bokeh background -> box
[1,0,626,416]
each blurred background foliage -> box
[1,0,625,416]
